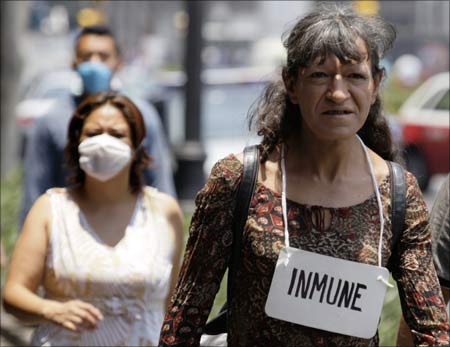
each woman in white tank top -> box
[2,92,184,346]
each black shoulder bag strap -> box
[228,145,260,297]
[203,145,259,335]
[387,161,407,268]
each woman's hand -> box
[42,300,104,331]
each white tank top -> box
[31,187,174,346]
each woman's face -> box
[80,104,133,147]
[285,39,381,142]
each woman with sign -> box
[159,3,449,346]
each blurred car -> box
[397,72,450,190]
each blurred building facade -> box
[9,1,450,74]
[378,1,449,77]
[1,0,449,176]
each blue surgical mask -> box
[76,61,113,94]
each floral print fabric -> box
[159,154,449,346]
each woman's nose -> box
[326,75,350,103]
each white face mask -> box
[78,133,133,182]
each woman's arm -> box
[160,193,185,311]
[159,155,242,346]
[397,286,450,347]
[392,173,450,346]
[2,193,103,331]
[3,193,53,323]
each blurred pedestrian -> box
[159,3,449,346]
[19,25,176,228]
[3,91,184,346]
[396,174,450,346]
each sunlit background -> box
[1,1,449,346]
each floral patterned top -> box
[159,154,450,347]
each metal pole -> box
[174,0,207,200]
[185,0,202,141]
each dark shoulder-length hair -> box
[248,3,399,162]
[64,91,151,193]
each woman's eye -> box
[349,73,367,80]
[110,133,125,138]
[310,72,328,78]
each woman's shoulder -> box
[195,153,244,199]
[142,187,184,234]
[45,187,68,197]
[142,187,182,215]
[143,186,178,208]
[20,190,56,235]
[44,187,75,207]
[385,163,424,193]
[31,192,53,210]
[209,152,243,182]
[403,169,426,198]
[32,188,68,209]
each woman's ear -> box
[282,69,299,105]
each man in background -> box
[20,25,176,226]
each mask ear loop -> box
[137,137,146,148]
[133,137,146,157]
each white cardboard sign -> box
[265,247,389,339]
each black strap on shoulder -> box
[228,145,259,298]
[203,145,259,335]
[387,161,406,253]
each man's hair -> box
[75,25,121,56]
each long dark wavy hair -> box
[248,3,399,162]
[65,91,151,193]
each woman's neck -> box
[285,134,366,183]
[79,171,135,205]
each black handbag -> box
[203,145,260,335]
[202,151,406,336]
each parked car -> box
[397,72,450,190]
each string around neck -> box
[281,145,289,249]
[280,136,385,268]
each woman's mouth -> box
[322,109,353,116]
